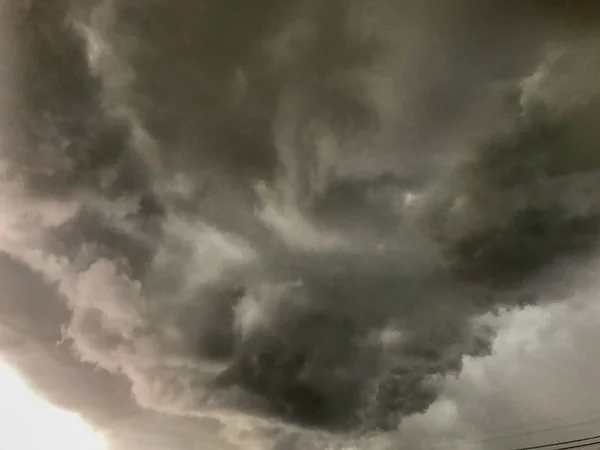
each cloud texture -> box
[1,1,600,448]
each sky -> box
[1,1,600,449]
[0,360,108,450]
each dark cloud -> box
[2,0,600,448]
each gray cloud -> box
[383,281,600,450]
[2,1,600,449]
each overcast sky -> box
[1,1,600,449]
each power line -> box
[512,434,600,450]
[545,440,600,450]
[426,414,600,449]
[472,416,600,446]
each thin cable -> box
[472,416,600,445]
[429,409,600,449]
[512,434,600,450]
[545,440,600,450]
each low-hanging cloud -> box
[2,1,600,448]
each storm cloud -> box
[1,0,600,448]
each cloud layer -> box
[1,1,600,448]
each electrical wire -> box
[511,434,600,450]
[471,416,600,446]
[538,440,600,450]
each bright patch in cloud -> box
[0,361,108,450]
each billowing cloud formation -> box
[1,0,600,447]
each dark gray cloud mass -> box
[1,0,600,448]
